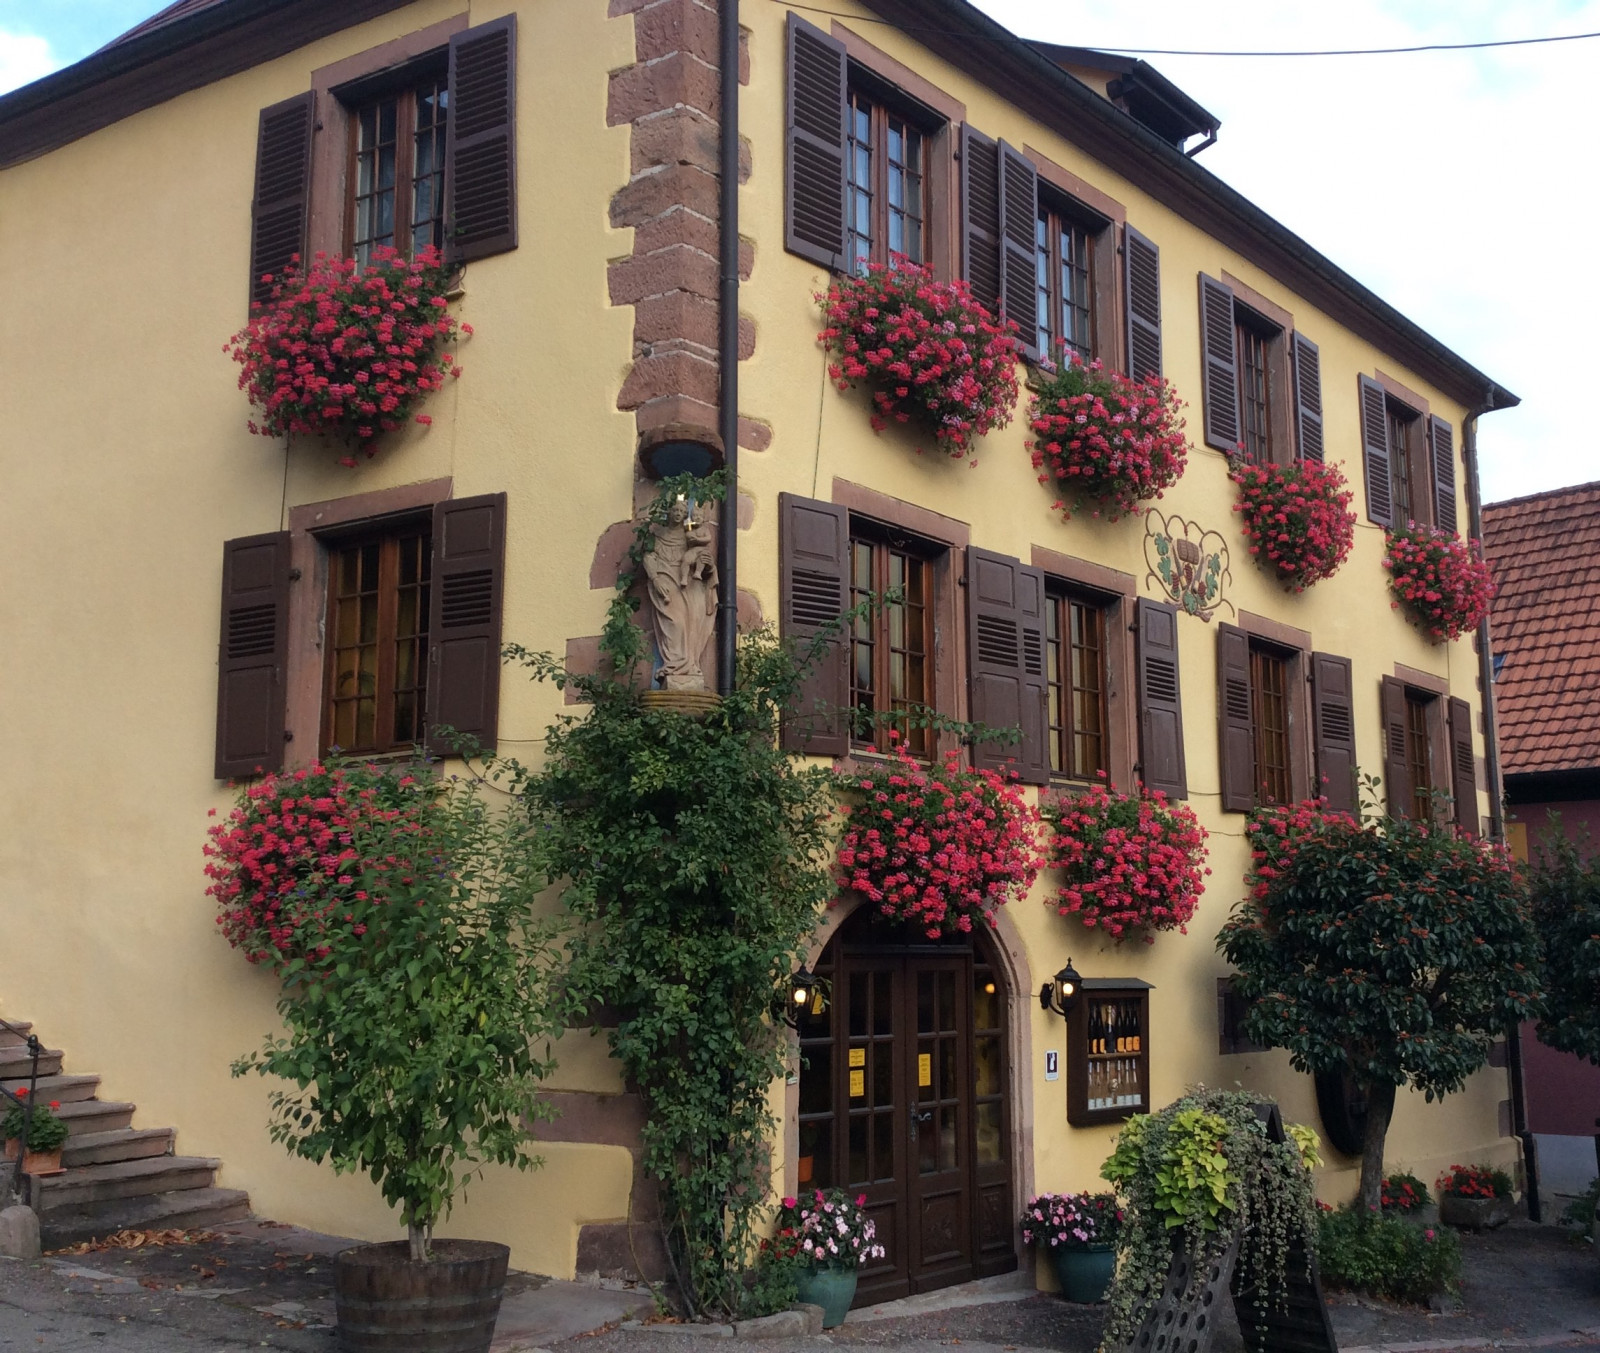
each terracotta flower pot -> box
[3,1139,63,1175]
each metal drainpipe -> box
[715,0,740,697]
[1464,398,1540,1220]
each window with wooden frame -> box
[848,521,940,756]
[1386,401,1421,526]
[1198,275,1318,466]
[346,69,449,268]
[1378,673,1476,825]
[1217,623,1311,813]
[247,16,517,309]
[1033,200,1106,365]
[322,521,432,755]
[1357,376,1458,532]
[1044,585,1110,781]
[845,79,930,275]
[1403,687,1434,820]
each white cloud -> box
[0,28,57,96]
[973,0,1600,503]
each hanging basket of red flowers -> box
[1229,457,1356,592]
[1383,524,1495,643]
[1044,779,1209,943]
[817,261,1020,462]
[1026,355,1190,521]
[835,740,1042,939]
[225,245,468,465]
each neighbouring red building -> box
[1484,481,1600,1201]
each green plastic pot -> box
[1051,1242,1115,1303]
[793,1265,859,1327]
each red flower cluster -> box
[225,246,467,464]
[1045,778,1209,942]
[1380,1174,1428,1213]
[1383,526,1495,643]
[204,761,431,970]
[1244,799,1361,902]
[1026,355,1189,521]
[1436,1164,1510,1200]
[1230,458,1356,592]
[836,740,1042,939]
[818,261,1020,461]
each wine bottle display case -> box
[1066,979,1152,1127]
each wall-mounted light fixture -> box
[1039,959,1083,1018]
[782,968,827,1028]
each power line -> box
[774,0,1600,58]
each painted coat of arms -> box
[1144,509,1233,621]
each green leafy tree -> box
[506,476,839,1319]
[233,768,560,1262]
[1525,825,1600,1064]
[1217,789,1542,1213]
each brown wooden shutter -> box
[1380,675,1411,818]
[215,531,292,779]
[1430,416,1458,535]
[967,548,1048,785]
[1199,274,1239,454]
[1292,332,1324,463]
[960,124,1001,317]
[425,493,506,756]
[779,493,850,756]
[248,92,314,308]
[1448,696,1478,835]
[1310,652,1357,814]
[1124,225,1162,379]
[1135,597,1186,799]
[1359,375,1393,527]
[785,13,848,272]
[446,16,518,263]
[1216,623,1255,813]
[998,141,1039,362]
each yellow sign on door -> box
[918,1053,932,1088]
[849,1069,866,1098]
[848,1047,866,1068]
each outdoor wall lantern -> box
[1039,959,1083,1018]
[782,968,827,1028]
[637,422,726,481]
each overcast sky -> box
[3,0,1596,505]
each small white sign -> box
[1044,1050,1060,1082]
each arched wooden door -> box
[795,911,1017,1305]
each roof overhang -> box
[0,0,415,170]
[860,0,1516,413]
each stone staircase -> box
[1,1021,250,1249]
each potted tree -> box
[1021,1191,1122,1302]
[224,762,559,1353]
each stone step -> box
[54,1101,135,1136]
[61,1127,173,1169]
[0,1046,63,1079]
[35,1156,221,1212]
[0,1022,34,1049]
[39,1186,251,1251]
[0,1074,99,1104]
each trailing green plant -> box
[1219,783,1544,1213]
[1099,1089,1319,1350]
[1,1093,68,1153]
[1524,824,1600,1066]
[1315,1206,1460,1303]
[230,766,560,1262]
[1558,1177,1599,1233]
[507,475,839,1320]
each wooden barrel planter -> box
[334,1240,509,1353]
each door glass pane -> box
[849,1114,868,1184]
[872,1041,892,1104]
[873,973,893,1035]
[938,1107,957,1171]
[918,1109,937,1173]
[938,972,956,1031]
[917,1037,936,1103]
[873,1111,895,1181]
[917,972,933,1033]
[973,972,998,1031]
[939,1038,957,1096]
[799,1119,831,1189]
[849,972,868,1038]
[974,1034,1000,1096]
[799,1043,832,1115]
[976,1101,1001,1164]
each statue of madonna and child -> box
[641,494,719,692]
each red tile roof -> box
[100,0,229,51]
[1482,480,1600,776]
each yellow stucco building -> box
[0,0,1518,1298]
